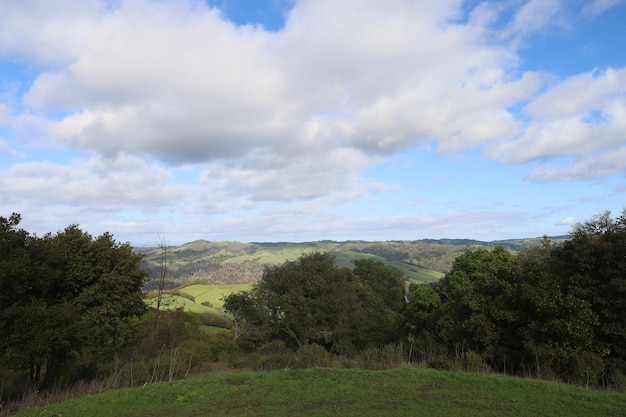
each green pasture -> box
[177,283,253,308]
[15,368,626,417]
[144,283,253,313]
[144,294,213,313]
[224,243,318,265]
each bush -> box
[574,352,604,388]
[297,344,333,369]
[426,357,452,371]
[261,352,295,370]
[208,332,240,362]
[456,351,492,373]
[610,370,626,393]
[355,344,403,370]
[232,353,263,371]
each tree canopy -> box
[224,252,405,356]
[0,214,147,388]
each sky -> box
[1,0,626,246]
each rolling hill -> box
[139,236,569,290]
[14,368,626,417]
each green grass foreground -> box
[15,368,626,417]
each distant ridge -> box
[139,236,570,290]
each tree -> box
[353,258,405,314]
[224,253,406,356]
[0,216,148,388]
[548,210,626,381]
[434,246,520,367]
[404,283,441,361]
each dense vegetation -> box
[0,213,146,391]
[2,210,625,415]
[224,210,626,388]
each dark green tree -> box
[434,246,520,365]
[404,283,441,361]
[0,216,147,388]
[548,210,626,381]
[352,258,405,314]
[224,253,405,356]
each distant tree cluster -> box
[0,213,147,389]
[224,253,405,356]
[414,210,626,387]
[226,210,626,388]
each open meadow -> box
[14,368,626,417]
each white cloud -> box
[13,0,535,162]
[525,146,626,181]
[0,103,12,125]
[0,0,105,68]
[582,0,626,16]
[0,0,624,225]
[199,147,381,202]
[505,0,564,41]
[1,0,561,202]
[0,153,187,209]
[556,216,576,226]
[487,68,626,179]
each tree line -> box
[2,209,625,397]
[225,210,626,388]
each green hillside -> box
[144,283,253,316]
[15,368,626,417]
[140,237,569,289]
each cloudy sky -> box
[1,0,625,246]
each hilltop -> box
[139,236,569,290]
[14,368,626,417]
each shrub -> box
[610,370,626,393]
[574,352,604,388]
[355,344,403,370]
[426,357,452,371]
[261,352,295,370]
[297,344,333,369]
[456,351,492,373]
[208,332,240,362]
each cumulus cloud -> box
[525,146,626,181]
[487,68,626,180]
[0,153,187,209]
[0,0,625,216]
[11,1,535,159]
[200,146,379,201]
[0,0,105,68]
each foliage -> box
[354,344,403,370]
[4,208,626,409]
[224,252,405,355]
[416,210,626,386]
[0,214,147,390]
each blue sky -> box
[1,0,625,246]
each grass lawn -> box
[14,368,626,417]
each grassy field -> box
[177,283,253,308]
[224,243,319,265]
[14,368,626,417]
[144,283,253,314]
[144,294,214,313]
